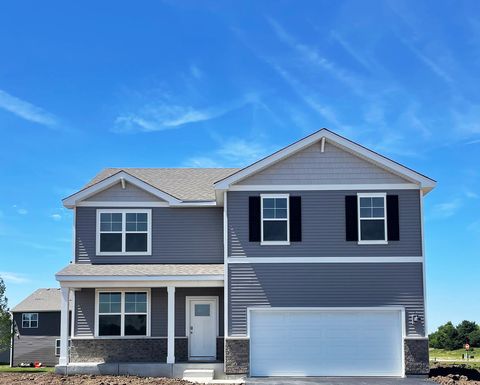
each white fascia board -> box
[63,171,182,208]
[229,183,420,191]
[227,256,423,263]
[55,274,224,282]
[59,280,224,288]
[214,129,436,193]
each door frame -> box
[185,296,219,360]
[247,306,406,377]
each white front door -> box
[188,298,217,360]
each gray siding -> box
[74,289,95,337]
[237,141,410,185]
[74,287,224,338]
[228,190,422,257]
[13,312,60,336]
[85,182,161,202]
[76,207,223,264]
[13,336,58,366]
[228,263,425,337]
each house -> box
[11,288,67,366]
[55,129,435,379]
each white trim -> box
[59,280,224,289]
[214,129,436,194]
[357,192,388,245]
[260,193,290,245]
[229,183,420,191]
[21,312,38,328]
[223,191,229,340]
[56,274,224,282]
[94,289,151,338]
[246,306,406,377]
[167,286,175,364]
[227,256,423,263]
[96,209,152,256]
[420,190,428,336]
[185,296,219,360]
[63,171,182,208]
[59,287,70,365]
[72,207,76,260]
[71,292,75,338]
[78,201,170,207]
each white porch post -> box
[167,286,175,364]
[59,287,70,366]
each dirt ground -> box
[0,373,194,385]
[431,374,480,385]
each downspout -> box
[9,312,14,367]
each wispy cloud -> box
[114,95,253,133]
[0,271,29,284]
[13,205,28,215]
[0,89,58,127]
[184,137,274,168]
[431,198,462,219]
[190,64,203,80]
[51,214,62,221]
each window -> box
[55,339,71,356]
[97,291,149,337]
[97,209,151,255]
[22,313,38,328]
[194,304,210,317]
[358,193,387,244]
[261,194,289,245]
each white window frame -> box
[94,289,151,338]
[96,209,152,256]
[260,193,290,246]
[22,313,38,328]
[55,339,70,356]
[357,192,388,245]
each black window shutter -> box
[345,196,358,241]
[289,196,302,242]
[387,195,400,241]
[249,196,261,242]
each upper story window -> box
[22,313,38,328]
[97,291,149,337]
[261,194,289,245]
[96,209,151,255]
[357,193,387,244]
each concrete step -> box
[183,368,215,382]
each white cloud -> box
[190,64,203,80]
[0,271,29,284]
[51,214,62,221]
[465,190,479,199]
[0,89,58,127]
[431,198,462,219]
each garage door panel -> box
[250,309,403,377]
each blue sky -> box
[0,0,479,333]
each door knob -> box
[190,326,193,334]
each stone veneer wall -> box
[225,338,249,374]
[404,338,429,375]
[70,339,167,363]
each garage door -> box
[250,308,404,377]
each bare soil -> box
[0,373,194,385]
[430,366,480,385]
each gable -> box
[85,181,164,202]
[236,141,411,186]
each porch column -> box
[167,286,175,364]
[59,287,70,366]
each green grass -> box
[430,347,479,360]
[0,365,54,373]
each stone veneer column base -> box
[225,338,249,375]
[404,338,429,376]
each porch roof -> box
[55,263,225,284]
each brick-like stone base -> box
[225,338,249,374]
[70,339,167,363]
[404,338,429,375]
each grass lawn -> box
[430,347,479,360]
[0,365,54,373]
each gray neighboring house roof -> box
[56,264,224,278]
[85,168,240,202]
[11,288,62,312]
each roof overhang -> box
[214,129,437,195]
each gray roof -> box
[56,263,224,278]
[85,168,240,202]
[11,288,63,312]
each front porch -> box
[55,264,228,378]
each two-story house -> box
[55,129,435,379]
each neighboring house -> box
[55,129,436,378]
[0,349,9,364]
[11,288,67,366]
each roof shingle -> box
[11,288,64,312]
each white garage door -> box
[250,308,404,377]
